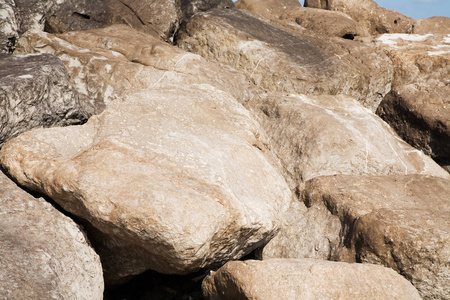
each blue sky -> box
[297,0,450,20]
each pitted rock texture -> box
[103,0,181,42]
[178,8,392,110]
[247,94,449,192]
[0,84,291,283]
[303,175,450,299]
[0,172,103,299]
[16,25,254,115]
[0,53,88,145]
[203,259,421,300]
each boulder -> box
[304,0,414,35]
[178,8,392,110]
[202,259,421,299]
[412,17,450,34]
[103,0,181,42]
[0,84,291,284]
[0,53,88,145]
[0,0,18,53]
[181,0,235,22]
[0,171,103,299]
[235,0,302,20]
[16,25,253,115]
[375,34,450,167]
[302,174,450,299]
[247,94,449,192]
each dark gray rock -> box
[0,53,88,145]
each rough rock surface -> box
[181,0,235,22]
[304,0,414,35]
[248,94,449,192]
[178,8,393,110]
[375,34,450,167]
[0,85,291,283]
[235,0,302,20]
[0,171,103,299]
[0,53,88,145]
[412,17,450,34]
[104,0,181,42]
[302,175,450,299]
[16,25,253,115]
[203,259,421,300]
[0,0,18,53]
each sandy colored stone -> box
[16,24,253,115]
[203,259,421,300]
[0,84,291,283]
[248,94,449,192]
[178,8,393,110]
[0,53,88,145]
[305,0,414,35]
[412,17,450,34]
[303,174,450,299]
[0,172,103,299]
[235,0,302,20]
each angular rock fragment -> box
[248,94,449,191]
[0,85,291,283]
[178,8,392,110]
[203,259,421,300]
[0,171,103,299]
[0,53,88,145]
[301,174,450,299]
[16,25,253,115]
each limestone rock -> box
[178,8,392,110]
[304,0,414,35]
[303,174,450,299]
[0,84,291,283]
[16,25,253,115]
[412,17,450,34]
[248,94,449,192]
[103,0,181,42]
[203,259,421,300]
[181,0,235,22]
[0,53,88,145]
[0,0,18,53]
[0,171,103,299]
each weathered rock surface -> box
[203,259,421,300]
[301,175,450,299]
[0,84,291,283]
[16,25,253,115]
[375,34,450,167]
[0,0,18,53]
[0,171,103,299]
[103,0,181,42]
[248,94,449,192]
[178,8,393,110]
[304,0,414,35]
[181,0,235,22]
[412,17,450,34]
[0,53,88,145]
[235,0,302,20]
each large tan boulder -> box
[248,93,449,192]
[203,259,421,299]
[304,0,414,35]
[235,0,302,20]
[301,175,450,299]
[0,84,291,284]
[178,8,393,110]
[412,17,450,34]
[0,172,103,299]
[16,25,253,115]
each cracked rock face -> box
[0,84,291,284]
[0,53,88,146]
[302,174,450,299]
[0,171,103,300]
[202,259,421,299]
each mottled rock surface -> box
[303,175,450,299]
[16,25,253,115]
[412,17,450,34]
[181,0,235,21]
[0,0,18,53]
[203,259,421,300]
[235,0,302,20]
[178,8,392,110]
[0,84,291,283]
[0,172,103,299]
[0,53,87,145]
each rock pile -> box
[0,0,449,299]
